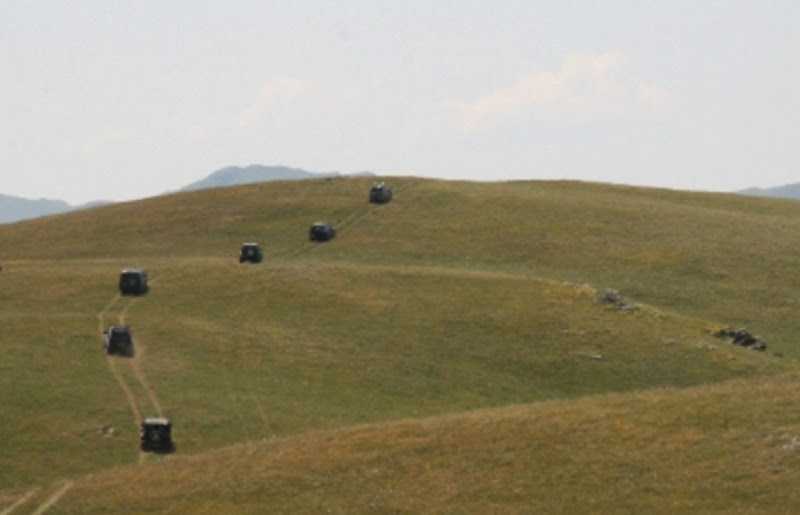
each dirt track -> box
[30,481,73,515]
[2,480,73,515]
[97,291,166,466]
[2,185,415,512]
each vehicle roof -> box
[143,417,170,426]
[121,268,145,274]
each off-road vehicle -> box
[309,221,336,242]
[239,243,263,263]
[119,269,149,295]
[140,417,173,452]
[369,181,393,204]
[103,325,134,357]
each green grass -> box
[1,177,800,512]
[25,374,800,514]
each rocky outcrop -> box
[713,326,767,351]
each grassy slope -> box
[1,177,800,512]
[44,374,800,513]
[5,177,800,350]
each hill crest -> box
[180,164,330,191]
[1,165,374,224]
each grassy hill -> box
[1,177,800,513]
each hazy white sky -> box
[2,1,798,204]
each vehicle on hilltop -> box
[369,182,393,204]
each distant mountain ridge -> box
[739,183,800,199]
[0,195,111,224]
[183,165,316,190]
[0,165,374,224]
[179,164,355,191]
[0,194,75,224]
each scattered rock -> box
[712,326,767,352]
[600,288,637,312]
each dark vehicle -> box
[239,243,263,263]
[369,181,393,204]
[119,269,149,295]
[103,325,134,357]
[309,221,336,242]
[140,417,173,452]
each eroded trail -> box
[2,480,75,515]
[221,181,421,436]
[5,294,155,515]
[116,299,164,418]
[335,180,418,233]
[98,296,143,426]
[277,180,419,262]
[4,184,420,512]
[30,481,73,515]
[97,295,142,426]
[107,354,143,423]
[0,488,38,515]
[97,287,167,465]
[129,340,164,418]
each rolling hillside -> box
[1,177,800,513]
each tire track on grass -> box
[105,354,143,425]
[249,369,270,431]
[332,202,374,233]
[117,298,164,418]
[30,481,73,515]
[98,294,143,424]
[221,359,253,441]
[0,488,38,515]
[129,343,164,418]
[99,295,144,427]
[98,280,168,463]
[12,278,170,514]
[334,180,418,234]
[233,181,421,436]
[278,180,419,262]
[96,294,121,336]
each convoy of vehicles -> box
[99,181,395,452]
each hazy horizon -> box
[3,2,799,204]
